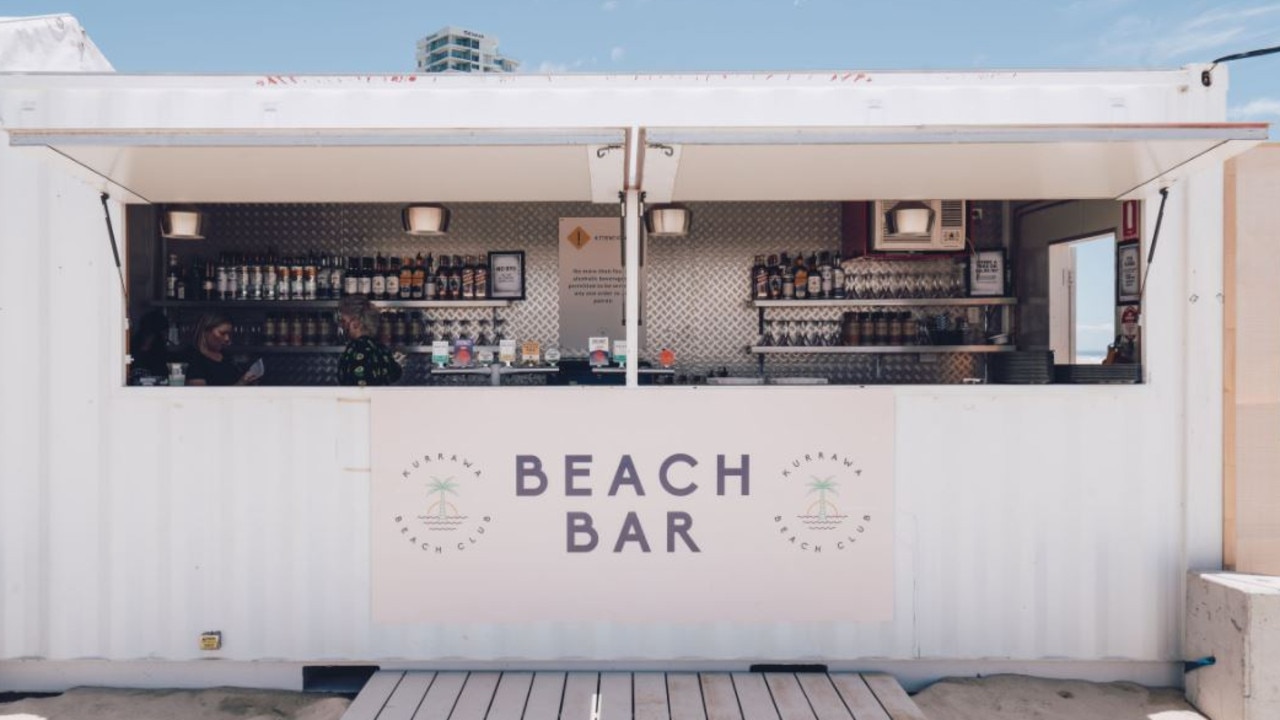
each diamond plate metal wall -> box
[151,201,996,385]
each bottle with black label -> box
[201,259,215,300]
[424,254,437,300]
[751,255,768,299]
[461,255,476,300]
[387,256,402,299]
[344,257,359,296]
[474,257,489,300]
[793,254,809,300]
[329,255,344,300]
[806,252,822,299]
[399,257,413,300]
[358,257,373,297]
[831,252,846,299]
[371,254,386,299]
[316,255,330,299]
[411,253,426,299]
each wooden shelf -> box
[155,299,511,310]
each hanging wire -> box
[1200,44,1280,86]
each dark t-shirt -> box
[183,349,244,386]
[338,336,402,386]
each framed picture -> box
[1116,240,1141,305]
[967,249,1006,297]
[488,250,525,300]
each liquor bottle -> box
[781,258,795,300]
[474,257,489,300]
[344,257,359,296]
[262,251,277,301]
[450,255,463,300]
[808,252,823,299]
[371,254,387,300]
[263,314,277,346]
[358,257,373,297]
[303,313,317,346]
[238,256,251,301]
[424,254,438,300]
[216,254,229,300]
[247,258,261,301]
[751,255,767,299]
[329,255,344,300]
[392,311,407,345]
[377,311,393,346]
[387,256,403,299]
[175,260,189,300]
[202,259,215,300]
[461,255,476,300]
[438,255,453,300]
[316,255,330,299]
[767,254,782,299]
[226,254,240,300]
[288,314,303,346]
[165,254,180,299]
[274,259,288,301]
[411,253,426,300]
[793,254,808,300]
[831,252,846,299]
[398,257,412,300]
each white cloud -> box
[610,46,625,62]
[1229,97,1280,119]
[601,0,620,10]
[1096,3,1280,64]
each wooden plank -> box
[729,674,778,720]
[377,673,436,720]
[860,674,926,720]
[486,672,535,720]
[522,672,567,720]
[410,671,468,720]
[634,673,670,720]
[342,670,406,720]
[561,672,601,720]
[667,673,707,720]
[763,674,816,720]
[598,672,633,720]
[828,675,890,720]
[700,673,743,720]
[795,675,853,720]
[450,671,502,720]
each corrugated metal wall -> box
[0,140,1220,674]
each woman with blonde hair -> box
[337,297,403,386]
[185,312,255,386]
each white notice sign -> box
[372,388,895,624]
[559,218,627,354]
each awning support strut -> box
[99,192,128,300]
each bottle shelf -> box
[752,297,1016,308]
[750,345,1016,355]
[156,299,511,310]
[229,344,506,355]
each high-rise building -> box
[416,26,519,74]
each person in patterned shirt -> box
[337,296,403,386]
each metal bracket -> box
[646,143,675,157]
[596,144,624,158]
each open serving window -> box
[9,119,1264,388]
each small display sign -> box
[589,336,610,367]
[431,340,450,367]
[452,338,474,368]
[659,347,676,368]
[544,347,561,366]
[499,339,517,366]
[521,340,541,365]
[612,340,628,368]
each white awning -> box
[8,122,1265,204]
[7,128,629,204]
[641,124,1268,202]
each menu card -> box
[431,340,450,367]
[589,336,610,367]
[521,340,541,365]
[612,340,628,368]
[499,339,517,366]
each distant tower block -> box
[416,26,520,73]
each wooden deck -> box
[341,671,927,720]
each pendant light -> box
[160,206,207,240]
[402,204,451,236]
[644,203,691,237]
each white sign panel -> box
[372,388,895,624]
[558,217,626,353]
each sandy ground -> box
[912,674,1208,720]
[0,675,1210,720]
[0,687,350,720]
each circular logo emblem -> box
[773,451,874,554]
[392,452,492,555]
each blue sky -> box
[4,0,1278,121]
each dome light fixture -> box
[160,206,207,240]
[402,203,451,236]
[644,203,691,237]
[886,200,934,236]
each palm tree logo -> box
[418,476,466,530]
[800,476,847,529]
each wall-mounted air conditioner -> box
[872,200,966,252]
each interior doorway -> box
[1049,232,1116,364]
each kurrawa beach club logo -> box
[774,450,874,554]
[392,451,492,555]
